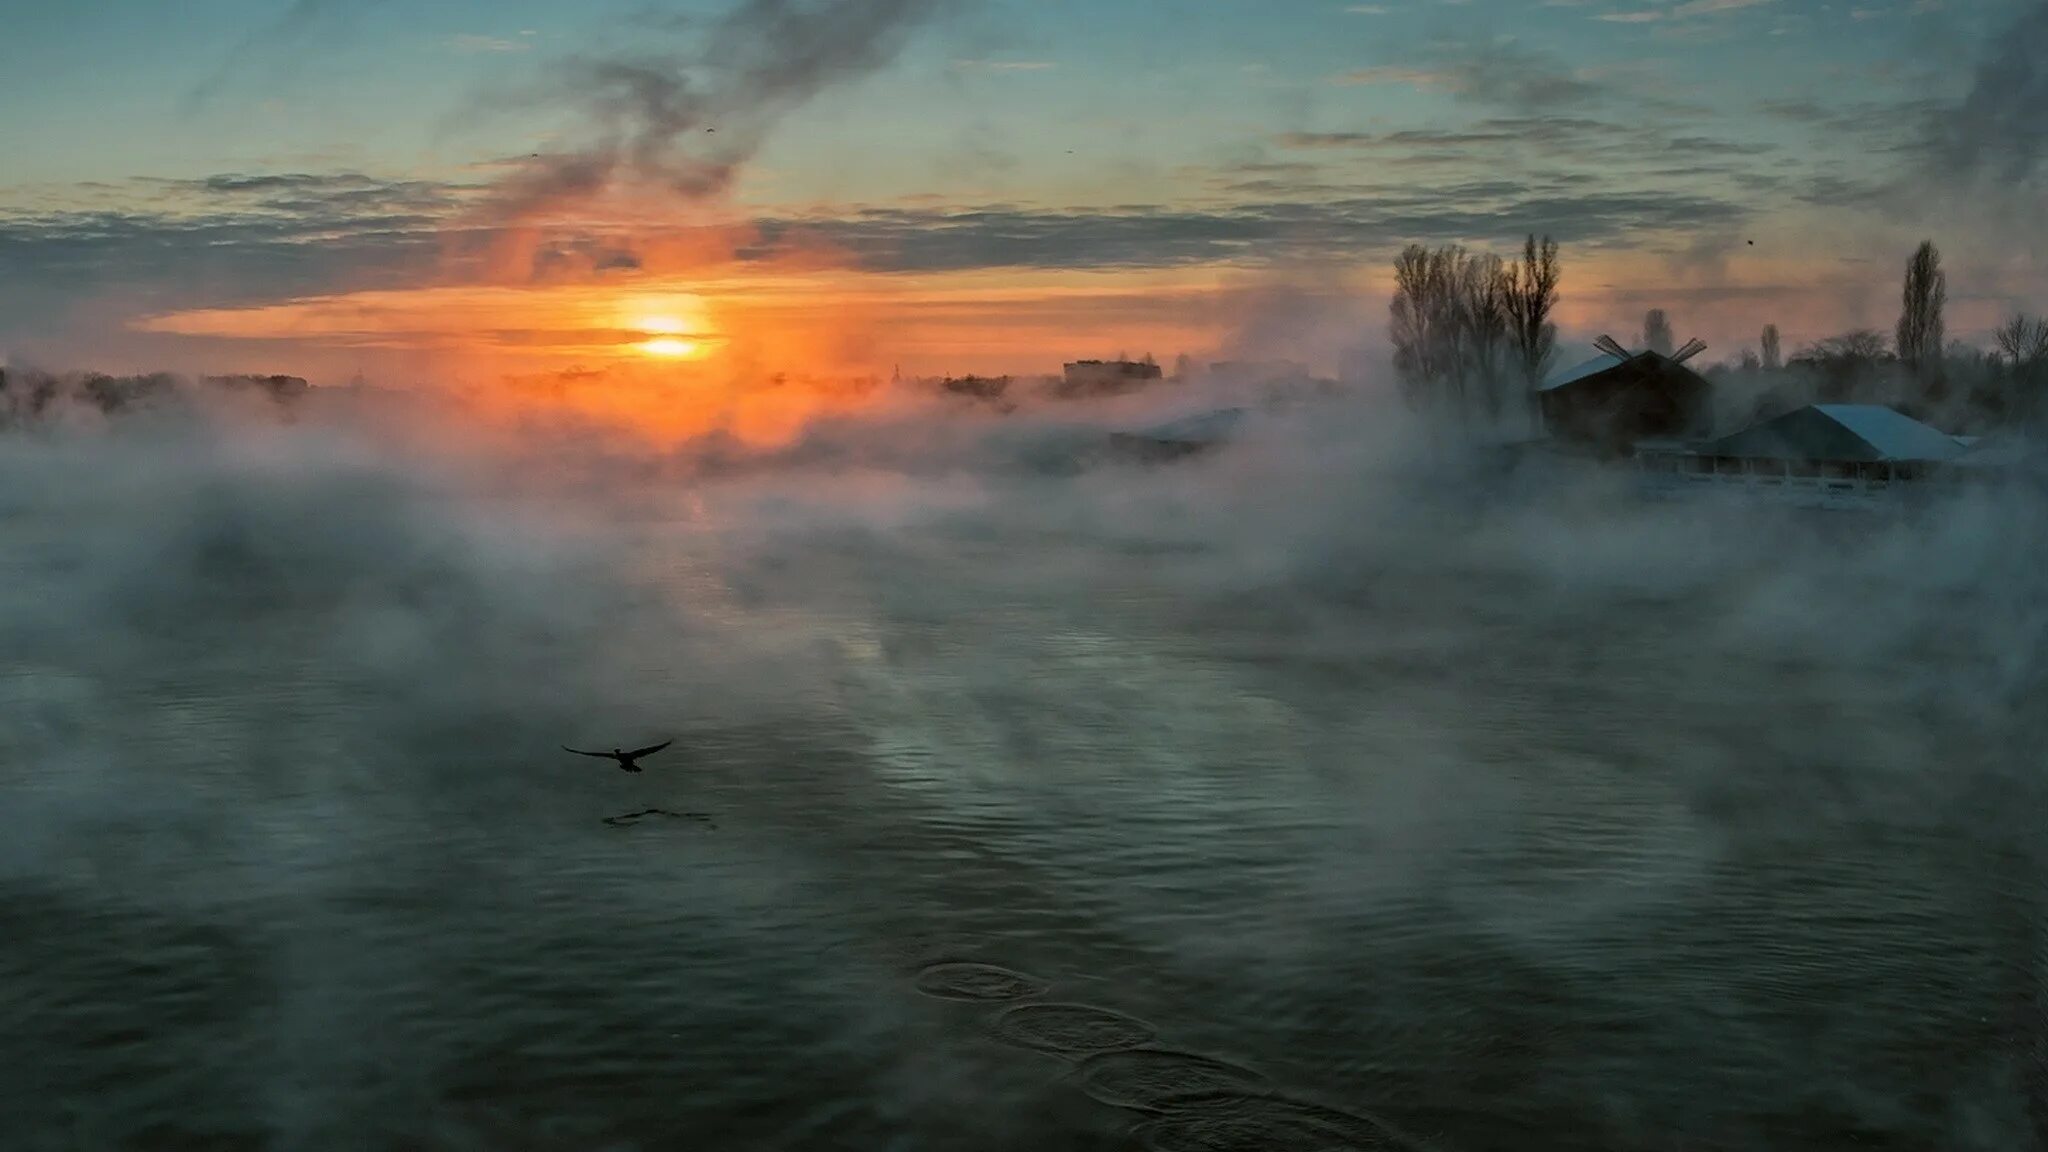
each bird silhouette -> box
[563,740,674,773]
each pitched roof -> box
[1538,352,1625,392]
[1537,348,1709,393]
[1704,404,1966,462]
[1123,406,1249,444]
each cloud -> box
[1671,0,1774,13]
[1598,0,1775,22]
[449,34,533,54]
[469,0,954,223]
[1334,66,1463,90]
[185,0,392,108]
[1272,117,1778,179]
[1915,0,2048,185]
[951,59,1058,71]
[0,172,1750,352]
[1332,40,1611,110]
[0,175,471,337]
[756,191,1749,271]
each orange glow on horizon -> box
[637,335,702,359]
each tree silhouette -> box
[1760,324,1782,371]
[1994,314,2048,366]
[1462,253,1512,419]
[1896,240,1946,374]
[1641,309,1674,356]
[1389,242,1518,422]
[1504,233,1560,394]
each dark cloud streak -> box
[481,0,952,221]
[0,181,1747,334]
[184,0,392,110]
[1919,0,2048,184]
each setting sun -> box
[638,335,700,358]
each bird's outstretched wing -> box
[623,739,674,759]
[563,746,618,759]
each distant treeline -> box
[1705,320,2048,437]
[0,368,309,426]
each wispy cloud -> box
[450,33,534,54]
[951,59,1059,71]
[1913,0,2048,185]
[1333,41,1610,109]
[469,0,953,225]
[0,169,1752,336]
[186,0,393,108]
[1598,0,1775,22]
[1333,66,1461,89]
[1672,0,1774,14]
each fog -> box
[3,377,2047,1150]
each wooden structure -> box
[1537,335,1711,455]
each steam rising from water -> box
[2,384,2046,1149]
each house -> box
[1105,407,1248,462]
[1631,403,1970,504]
[1538,340,1712,454]
[1698,403,1965,466]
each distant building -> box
[1538,347,1712,454]
[1631,403,1979,506]
[1699,403,1965,466]
[1058,358,1163,397]
[1106,407,1249,462]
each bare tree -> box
[1760,324,1782,371]
[1391,244,1449,411]
[1738,349,1761,372]
[1642,309,1674,356]
[1390,242,1518,423]
[1462,253,1512,419]
[1995,314,2048,366]
[1802,329,1893,363]
[1392,244,1477,414]
[1793,329,1894,402]
[1896,239,1946,372]
[1504,233,1560,393]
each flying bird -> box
[564,740,675,773]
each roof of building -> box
[1950,433,2038,469]
[1537,349,1710,394]
[1124,406,1249,444]
[1540,352,1625,392]
[1702,403,1966,462]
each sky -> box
[1,0,2044,385]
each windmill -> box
[1592,334,1707,365]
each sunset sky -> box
[2,0,2044,386]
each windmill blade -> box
[1672,338,1708,364]
[1593,334,1631,360]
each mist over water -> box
[3,386,2047,1151]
